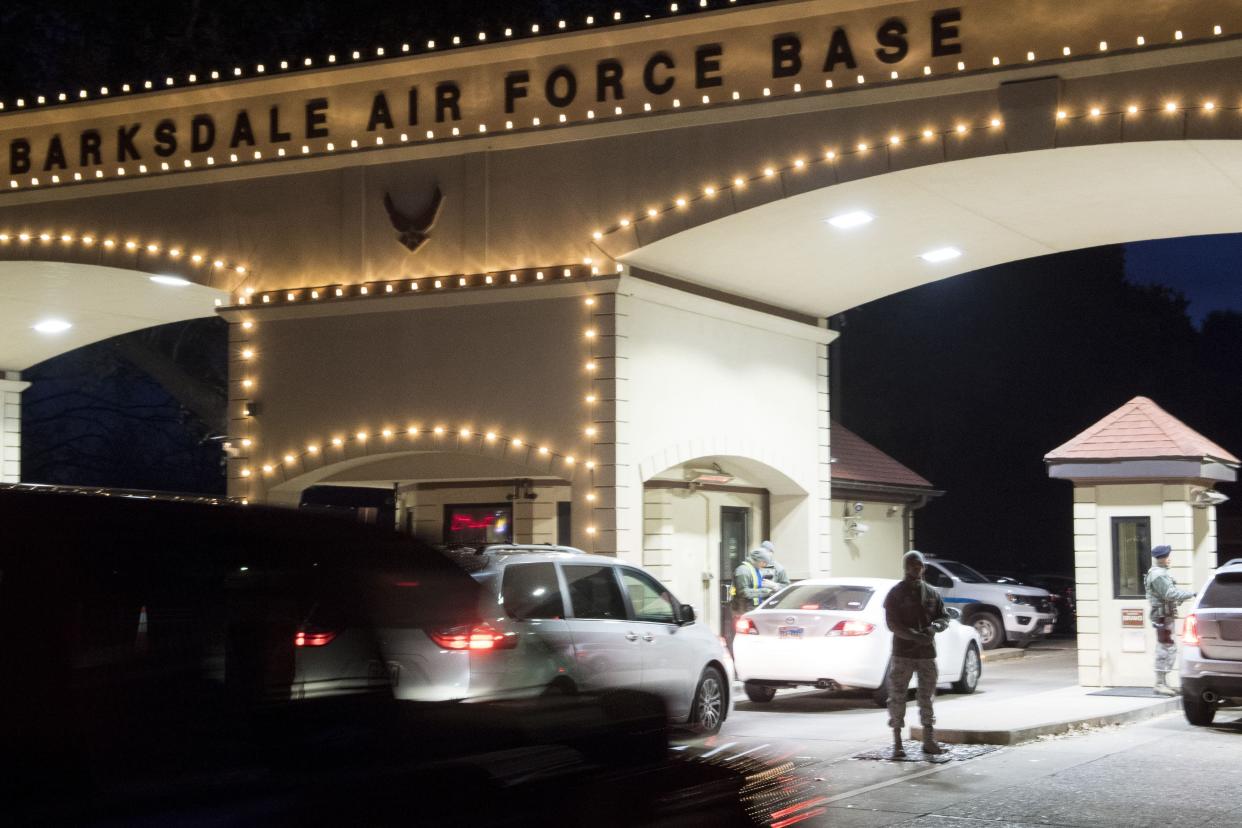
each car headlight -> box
[1006,592,1035,606]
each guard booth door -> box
[720,506,751,643]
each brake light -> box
[735,617,758,635]
[826,620,874,637]
[1183,614,1200,646]
[294,629,337,647]
[431,622,518,651]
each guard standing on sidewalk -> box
[883,550,949,757]
[1145,545,1195,696]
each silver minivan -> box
[468,545,731,734]
[1181,557,1242,726]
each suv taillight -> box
[294,629,337,647]
[1183,614,1200,646]
[431,622,518,651]
[826,620,875,637]
[735,617,758,635]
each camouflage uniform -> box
[1145,561,1194,681]
[883,577,948,732]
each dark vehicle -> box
[0,487,760,825]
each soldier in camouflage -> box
[1144,545,1195,696]
[883,550,950,757]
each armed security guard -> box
[1145,545,1195,696]
[883,550,949,757]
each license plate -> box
[778,626,804,639]
[1042,624,1054,634]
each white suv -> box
[922,557,1057,650]
[1181,557,1242,726]
[468,545,731,733]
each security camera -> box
[1191,488,1230,509]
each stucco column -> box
[587,290,631,557]
[815,338,833,576]
[0,372,31,483]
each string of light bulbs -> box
[3,21,1233,195]
[589,98,1242,250]
[226,262,623,307]
[0,3,747,114]
[0,227,250,290]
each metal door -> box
[720,506,751,641]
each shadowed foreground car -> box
[732,577,982,705]
[0,488,761,825]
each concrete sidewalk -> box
[911,684,1182,745]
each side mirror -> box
[945,607,961,621]
[679,604,696,625]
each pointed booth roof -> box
[1045,396,1238,484]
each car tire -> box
[1182,689,1216,726]
[744,682,776,703]
[972,612,1005,650]
[690,666,727,735]
[952,643,981,694]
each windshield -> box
[1199,573,1242,609]
[938,561,990,583]
[762,585,874,612]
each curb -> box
[911,697,1182,745]
[981,647,1025,663]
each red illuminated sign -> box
[450,512,498,531]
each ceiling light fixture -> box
[826,210,874,229]
[33,318,72,333]
[919,246,963,263]
[149,274,191,286]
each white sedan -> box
[732,577,982,705]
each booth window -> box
[1112,516,1151,599]
[444,503,512,546]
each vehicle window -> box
[924,566,953,588]
[937,561,989,583]
[562,565,627,620]
[1199,573,1242,609]
[620,569,676,623]
[501,563,565,619]
[763,585,874,611]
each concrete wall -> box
[227,281,605,550]
[622,278,834,584]
[399,482,566,545]
[1073,482,1217,687]
[829,498,909,580]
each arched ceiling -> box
[0,261,226,370]
[621,141,1242,317]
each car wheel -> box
[744,681,776,703]
[952,644,981,694]
[1182,689,1216,726]
[972,613,1004,650]
[690,666,726,734]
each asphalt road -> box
[674,641,1242,827]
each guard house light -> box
[826,210,874,229]
[920,246,962,263]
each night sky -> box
[1126,235,1242,324]
[7,1,1242,577]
